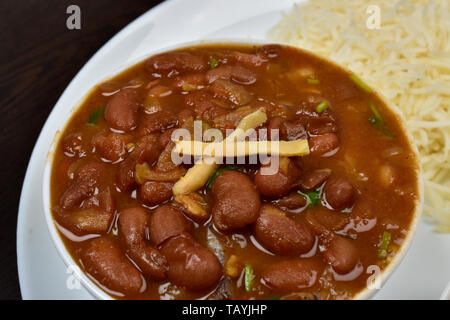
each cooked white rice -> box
[268,0,450,232]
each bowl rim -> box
[42,38,424,300]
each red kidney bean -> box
[299,168,332,191]
[322,235,359,274]
[202,105,229,123]
[104,89,140,132]
[211,170,261,231]
[82,237,144,295]
[294,102,338,135]
[118,207,149,247]
[62,132,83,157]
[254,158,301,198]
[118,207,168,281]
[210,79,252,106]
[278,192,307,210]
[267,117,307,141]
[262,259,320,293]
[304,212,329,236]
[305,210,349,232]
[116,135,159,192]
[184,90,230,123]
[148,204,194,246]
[154,154,178,173]
[60,162,104,210]
[158,128,176,150]
[303,213,358,274]
[139,181,174,206]
[323,177,355,210]
[267,117,282,141]
[173,73,207,89]
[128,246,168,281]
[281,121,307,141]
[257,44,282,59]
[177,109,195,125]
[59,187,115,235]
[137,111,178,136]
[291,156,304,170]
[84,187,116,214]
[227,51,268,67]
[145,52,207,75]
[206,65,257,85]
[92,132,130,162]
[160,233,222,291]
[254,205,314,255]
[309,133,339,156]
[184,90,213,111]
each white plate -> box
[17,0,450,299]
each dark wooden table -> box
[0,0,163,299]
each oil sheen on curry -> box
[50,44,419,300]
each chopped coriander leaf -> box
[368,101,394,137]
[307,78,320,85]
[377,231,391,259]
[369,116,379,125]
[244,264,254,292]
[369,101,382,121]
[87,106,105,124]
[306,189,321,206]
[350,74,372,93]
[369,119,394,137]
[268,296,280,300]
[315,101,328,113]
[206,166,238,191]
[209,56,219,69]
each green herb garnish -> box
[369,100,383,120]
[350,73,372,93]
[209,56,219,69]
[244,264,254,292]
[368,101,394,137]
[306,189,321,206]
[206,166,238,191]
[87,106,105,124]
[315,101,328,113]
[307,78,320,85]
[377,231,391,259]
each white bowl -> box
[42,39,424,300]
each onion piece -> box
[135,163,186,184]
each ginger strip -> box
[174,139,310,158]
[172,108,267,195]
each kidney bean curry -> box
[50,44,420,300]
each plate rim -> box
[16,0,449,300]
